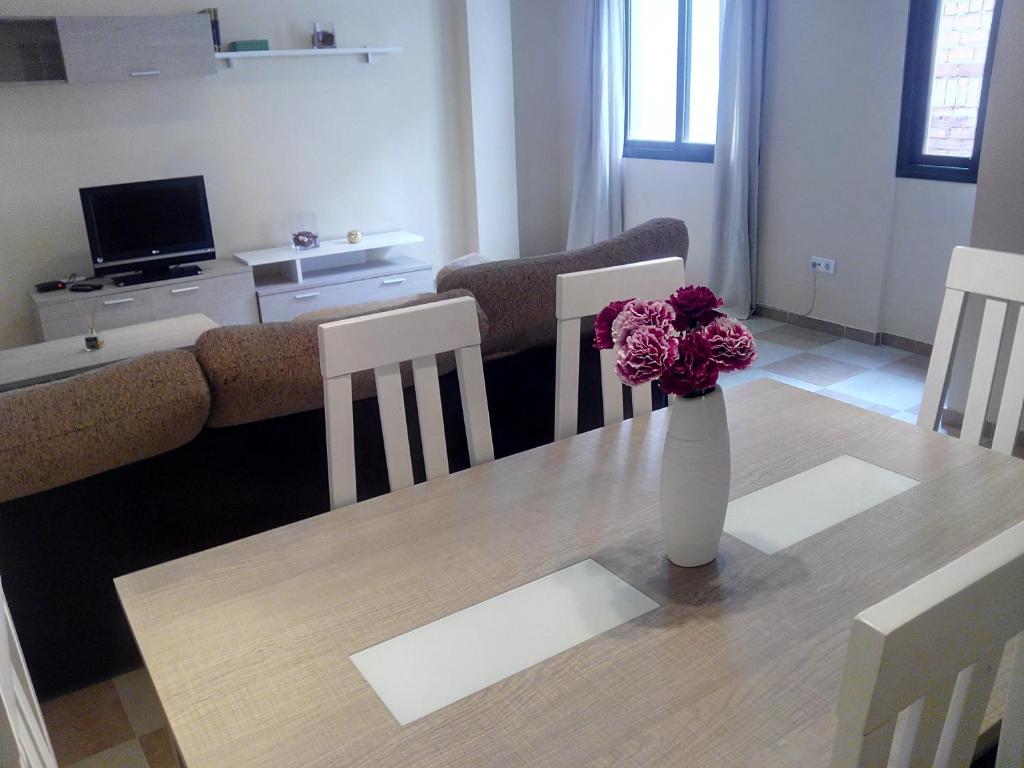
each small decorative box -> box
[228,39,270,52]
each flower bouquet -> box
[594,286,757,567]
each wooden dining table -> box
[115,379,1024,767]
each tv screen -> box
[80,176,215,275]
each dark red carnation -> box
[614,326,680,386]
[703,317,757,372]
[658,330,719,397]
[593,299,632,349]
[667,285,725,330]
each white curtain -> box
[708,0,769,316]
[566,0,626,250]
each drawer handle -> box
[170,286,199,294]
[130,70,161,77]
[381,277,406,286]
[103,297,134,306]
[294,291,321,300]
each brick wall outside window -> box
[925,0,997,157]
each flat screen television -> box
[80,176,215,278]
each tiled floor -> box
[39,317,933,766]
[41,669,178,768]
[721,316,929,424]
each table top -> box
[0,314,218,390]
[115,380,1024,768]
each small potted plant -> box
[595,286,756,566]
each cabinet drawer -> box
[258,270,434,323]
[151,272,259,327]
[39,289,156,340]
[56,15,215,83]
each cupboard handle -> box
[294,292,321,300]
[103,298,134,306]
[129,70,161,78]
[381,277,406,286]
[170,286,199,294]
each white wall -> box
[623,159,714,285]
[880,179,976,342]
[0,0,472,349]
[757,0,976,341]
[463,0,520,261]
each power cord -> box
[796,271,818,317]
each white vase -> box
[659,387,731,567]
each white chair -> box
[318,296,494,509]
[831,520,1024,768]
[0,577,58,768]
[554,257,687,441]
[919,245,1024,454]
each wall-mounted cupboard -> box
[0,15,215,83]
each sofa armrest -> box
[197,289,488,428]
[0,350,210,502]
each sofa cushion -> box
[197,289,488,428]
[435,218,689,358]
[0,350,210,503]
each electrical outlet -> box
[810,257,836,275]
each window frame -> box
[896,0,1003,184]
[623,0,716,164]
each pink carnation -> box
[610,299,676,346]
[593,299,631,350]
[667,286,725,330]
[703,317,757,372]
[615,326,679,387]
[658,331,719,397]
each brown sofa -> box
[0,218,688,698]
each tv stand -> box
[30,258,258,341]
[112,264,204,287]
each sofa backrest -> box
[435,218,689,358]
[0,350,210,503]
[196,288,488,429]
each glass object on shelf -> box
[312,22,336,49]
[289,213,320,250]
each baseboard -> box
[754,304,933,356]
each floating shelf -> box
[215,46,402,67]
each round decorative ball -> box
[347,229,363,244]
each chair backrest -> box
[0,577,58,768]
[318,296,494,508]
[554,257,686,441]
[831,520,1024,768]
[919,246,1024,454]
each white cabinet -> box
[259,267,434,322]
[31,260,258,341]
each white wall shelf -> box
[215,46,402,68]
[235,230,425,287]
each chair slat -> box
[918,288,968,432]
[962,298,1009,445]
[599,348,623,425]
[631,383,653,418]
[934,651,1001,768]
[375,362,414,492]
[992,311,1024,456]
[324,375,357,509]
[891,678,955,768]
[995,635,1024,768]
[555,318,582,441]
[412,355,449,481]
[455,345,494,466]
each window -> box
[897,0,1003,183]
[624,0,721,162]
